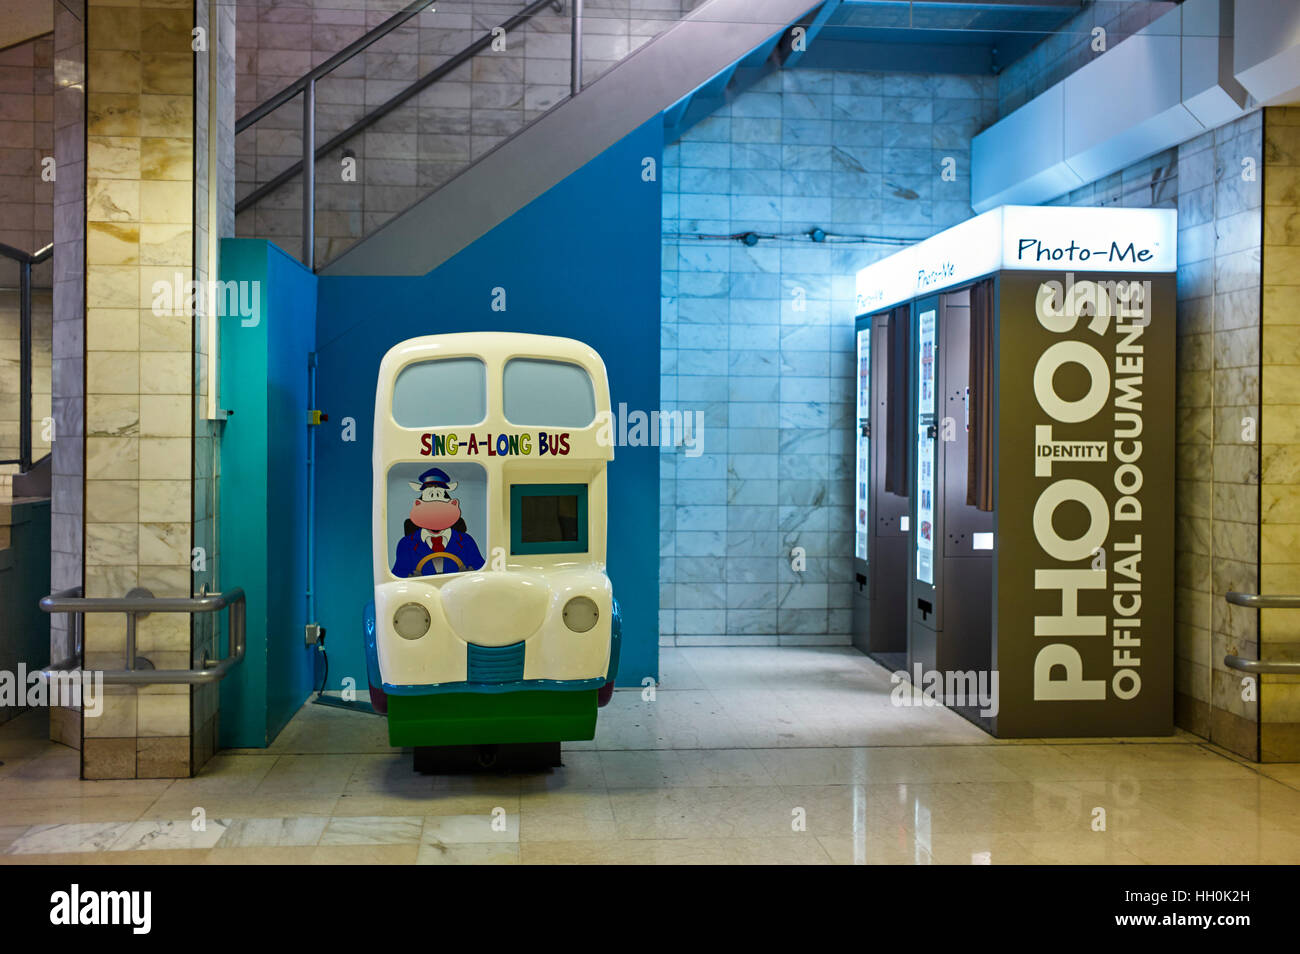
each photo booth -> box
[852,206,1178,737]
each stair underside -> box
[321,0,825,278]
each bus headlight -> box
[562,596,599,633]
[393,602,431,640]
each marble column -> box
[82,0,197,779]
[50,0,87,750]
[1260,106,1300,762]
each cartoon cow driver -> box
[392,467,486,577]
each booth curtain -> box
[884,304,911,498]
[967,278,995,512]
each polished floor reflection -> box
[0,648,1297,864]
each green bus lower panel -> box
[386,690,598,747]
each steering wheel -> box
[413,551,466,576]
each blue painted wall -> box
[219,239,319,747]
[312,119,663,693]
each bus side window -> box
[503,358,595,427]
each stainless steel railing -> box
[0,240,53,472]
[233,0,574,271]
[38,586,247,685]
[1223,591,1300,675]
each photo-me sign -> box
[851,205,1176,739]
[854,205,1176,315]
[997,270,1174,737]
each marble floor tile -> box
[255,754,360,794]
[1256,762,1300,789]
[517,751,605,793]
[307,845,420,865]
[519,811,619,843]
[335,789,519,817]
[0,825,31,850]
[0,648,1295,865]
[163,754,276,793]
[205,846,319,865]
[520,836,833,865]
[6,821,134,854]
[417,841,520,864]
[3,849,215,865]
[109,818,231,851]
[140,793,341,820]
[318,815,424,846]
[422,812,520,845]
[217,816,328,848]
[0,796,159,827]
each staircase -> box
[234,0,842,277]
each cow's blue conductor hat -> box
[418,467,453,489]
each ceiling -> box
[795,0,1177,75]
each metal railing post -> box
[124,611,137,671]
[234,0,561,217]
[570,0,583,96]
[1222,591,1300,675]
[38,587,248,685]
[302,78,316,270]
[18,257,32,471]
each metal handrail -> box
[0,242,53,265]
[233,0,573,270]
[38,585,247,686]
[1226,591,1300,609]
[0,242,53,471]
[234,0,437,134]
[1222,591,1300,675]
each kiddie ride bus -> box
[364,333,620,772]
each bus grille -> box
[467,641,526,683]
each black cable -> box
[315,648,328,696]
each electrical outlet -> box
[305,622,322,647]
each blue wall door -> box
[311,119,664,695]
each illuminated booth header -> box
[851,205,1177,738]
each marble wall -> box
[0,290,53,477]
[0,35,55,256]
[659,68,999,646]
[82,0,197,779]
[1260,106,1300,762]
[50,0,87,749]
[232,0,697,264]
[191,0,238,772]
[0,34,55,478]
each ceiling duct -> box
[972,0,1249,212]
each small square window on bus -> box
[510,483,588,555]
[503,358,596,427]
[392,357,486,428]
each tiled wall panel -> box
[660,69,999,647]
[49,0,87,749]
[1260,106,1300,762]
[0,34,55,475]
[232,0,697,263]
[82,0,196,779]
